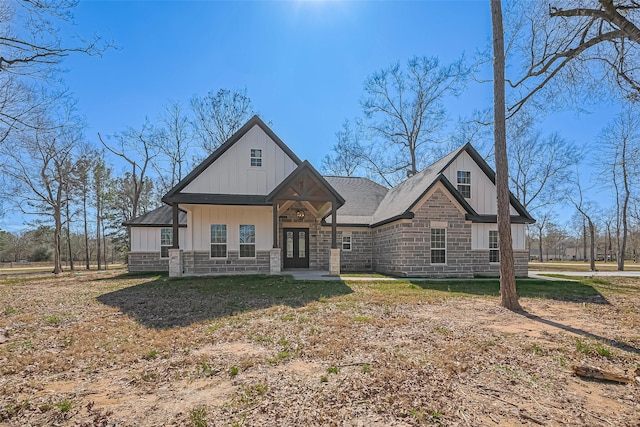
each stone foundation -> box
[183,250,270,275]
[128,252,168,273]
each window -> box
[431,228,446,264]
[489,230,499,263]
[160,228,172,258]
[250,149,262,167]
[239,224,256,258]
[342,235,352,251]
[457,171,471,198]
[210,224,227,258]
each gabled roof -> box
[369,143,534,226]
[445,143,533,221]
[266,161,345,206]
[124,205,187,227]
[162,115,302,204]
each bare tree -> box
[75,150,94,269]
[530,210,553,262]
[492,0,522,311]
[598,106,640,270]
[0,103,81,274]
[190,88,254,157]
[0,1,109,144]
[99,121,157,225]
[151,100,192,194]
[359,55,470,185]
[570,171,599,271]
[509,129,580,213]
[321,119,364,177]
[507,0,640,114]
[92,154,110,270]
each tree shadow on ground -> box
[409,278,610,304]
[96,274,352,329]
[519,311,640,355]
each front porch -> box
[166,161,345,278]
[266,161,345,277]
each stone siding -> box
[183,250,270,275]
[128,252,168,272]
[317,228,373,272]
[471,249,529,276]
[373,189,474,278]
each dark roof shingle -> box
[125,205,187,227]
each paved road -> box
[286,270,640,281]
[529,270,640,279]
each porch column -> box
[169,203,183,277]
[172,203,179,249]
[331,200,337,249]
[272,202,279,248]
[329,200,340,276]
[270,202,281,275]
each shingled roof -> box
[126,143,534,228]
[369,146,466,226]
[124,205,187,227]
[324,177,388,225]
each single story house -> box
[126,115,534,277]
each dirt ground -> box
[0,271,639,426]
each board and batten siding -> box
[471,223,526,250]
[182,125,298,195]
[130,227,186,252]
[186,205,273,252]
[442,151,517,216]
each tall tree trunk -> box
[102,220,107,270]
[491,0,522,311]
[583,221,587,262]
[604,223,609,264]
[619,144,630,271]
[537,227,543,263]
[589,219,596,271]
[83,192,90,270]
[65,200,74,271]
[96,192,101,271]
[53,209,63,274]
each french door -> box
[283,228,309,268]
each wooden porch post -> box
[272,202,279,248]
[331,200,337,249]
[172,203,179,249]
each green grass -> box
[346,277,609,304]
[94,274,630,331]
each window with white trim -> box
[210,224,227,258]
[342,235,352,251]
[239,224,256,258]
[457,170,471,198]
[160,228,172,258]
[489,230,499,263]
[250,149,262,167]
[430,228,446,264]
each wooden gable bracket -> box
[277,200,295,216]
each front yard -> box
[0,272,639,426]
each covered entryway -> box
[283,228,309,268]
[266,161,345,275]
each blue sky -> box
[1,1,619,231]
[64,0,494,163]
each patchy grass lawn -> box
[0,271,639,426]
